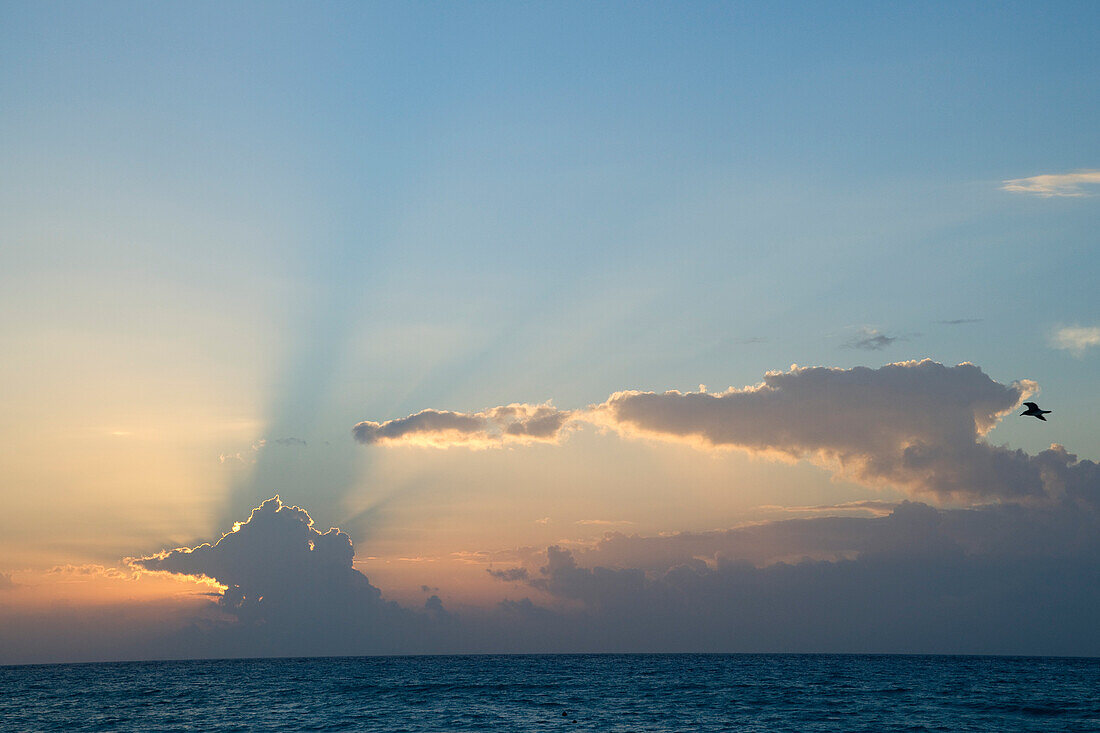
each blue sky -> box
[1,2,1098,661]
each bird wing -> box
[1036,414,1047,421]
[1023,402,1038,409]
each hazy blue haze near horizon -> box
[3,654,1099,732]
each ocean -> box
[2,654,1097,731]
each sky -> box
[1,1,1099,664]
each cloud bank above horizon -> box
[62,482,1083,664]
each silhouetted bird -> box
[1020,402,1051,421]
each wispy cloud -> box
[47,564,134,580]
[353,403,574,449]
[1052,326,1100,356]
[843,327,899,351]
[219,437,307,464]
[576,519,635,527]
[1001,170,1100,197]
[936,318,982,325]
[755,500,898,517]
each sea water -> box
[2,654,1098,731]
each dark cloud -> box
[488,567,530,582]
[843,327,900,350]
[5,487,1100,662]
[936,318,983,325]
[353,403,573,448]
[495,499,1100,655]
[129,496,424,651]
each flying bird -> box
[1020,402,1051,421]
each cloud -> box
[576,519,634,527]
[487,567,530,582]
[0,572,14,590]
[353,403,574,448]
[563,495,1100,575]
[47,564,134,580]
[843,327,899,351]
[7,485,1100,662]
[269,437,308,447]
[595,360,1069,503]
[130,496,396,630]
[352,361,1096,504]
[757,499,899,517]
[503,509,1100,655]
[475,498,1100,654]
[219,437,308,464]
[1052,326,1100,356]
[1001,170,1100,197]
[936,318,982,325]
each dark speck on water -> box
[2,654,1098,731]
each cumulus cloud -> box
[604,364,1100,505]
[1001,170,1100,197]
[1052,326,1100,356]
[352,360,1095,504]
[130,496,395,630]
[353,403,574,448]
[596,360,1062,502]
